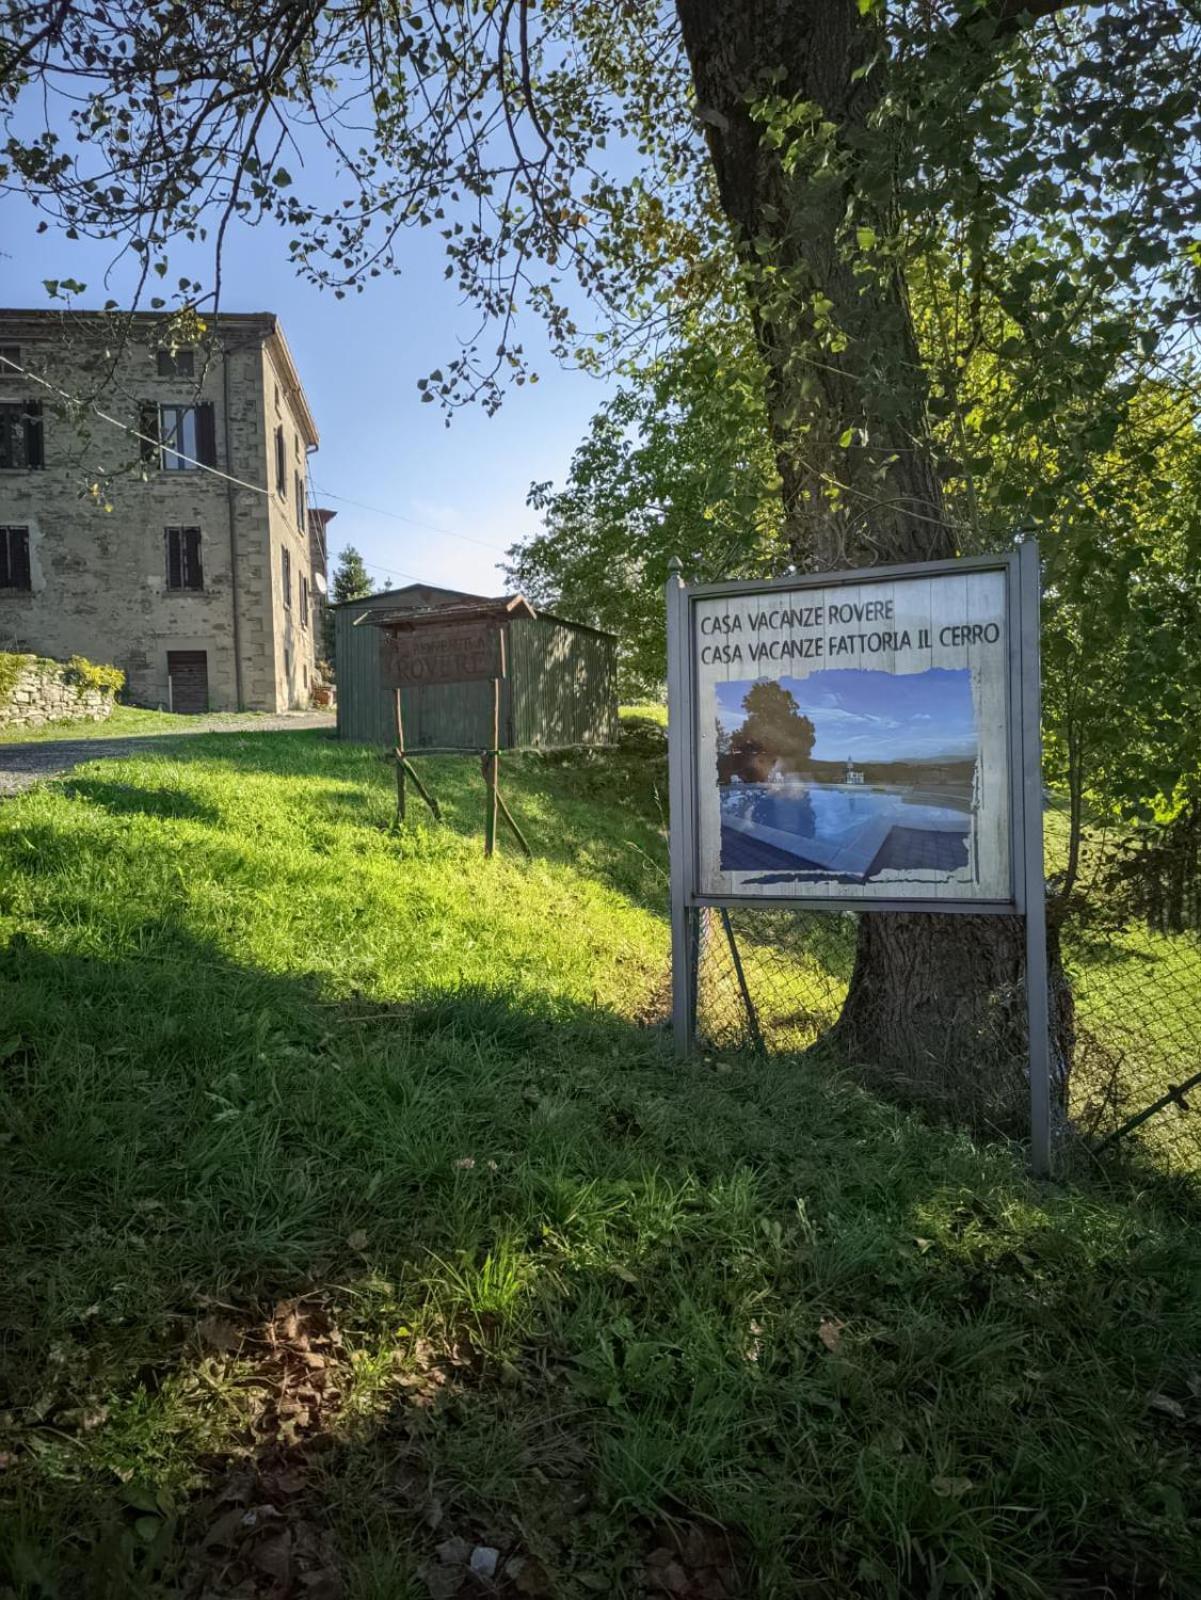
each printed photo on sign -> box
[715,668,978,884]
[691,568,1013,902]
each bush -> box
[0,651,33,708]
[64,655,125,697]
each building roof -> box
[0,307,319,448]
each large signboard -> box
[380,619,504,689]
[666,546,1050,1171]
[692,564,1013,904]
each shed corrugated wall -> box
[508,616,619,747]
[335,604,617,749]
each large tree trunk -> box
[675,0,1072,1122]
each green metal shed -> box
[333,584,619,749]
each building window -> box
[294,470,305,531]
[300,574,309,628]
[0,525,31,590]
[156,348,195,378]
[165,525,203,591]
[282,545,292,610]
[0,401,44,469]
[0,346,21,378]
[141,402,216,470]
[274,426,286,496]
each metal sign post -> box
[666,544,1052,1175]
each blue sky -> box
[0,165,614,598]
[716,668,978,762]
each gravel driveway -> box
[0,712,336,797]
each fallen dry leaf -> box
[932,1475,973,1499]
[435,1537,471,1566]
[251,1530,293,1583]
[197,1315,242,1353]
[507,1555,553,1596]
[1148,1392,1186,1420]
[421,1562,465,1599]
[817,1317,845,1353]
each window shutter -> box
[166,527,183,589]
[196,402,217,467]
[12,527,30,590]
[139,403,160,464]
[24,401,43,468]
[185,526,203,589]
[0,530,9,587]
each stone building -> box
[0,309,327,712]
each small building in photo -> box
[333,583,618,750]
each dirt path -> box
[0,712,336,797]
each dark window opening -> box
[165,525,204,591]
[142,402,216,470]
[282,545,292,610]
[156,348,195,378]
[0,346,21,378]
[0,525,31,590]
[0,400,44,469]
[274,426,286,496]
[294,470,305,531]
[300,574,309,628]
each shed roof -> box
[369,595,537,630]
[336,582,615,638]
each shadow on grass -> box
[58,776,225,824]
[4,923,1201,1597]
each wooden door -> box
[167,650,209,714]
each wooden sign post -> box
[374,599,535,858]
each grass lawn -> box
[2,726,1201,1597]
[0,706,318,745]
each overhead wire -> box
[0,351,508,588]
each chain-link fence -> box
[694,800,1201,1181]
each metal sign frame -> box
[666,543,1051,1173]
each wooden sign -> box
[380,619,504,689]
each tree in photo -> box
[5,0,1200,1104]
[730,681,816,783]
[324,545,375,667]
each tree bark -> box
[675,0,1072,1121]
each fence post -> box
[1019,540,1052,1177]
[667,559,697,1057]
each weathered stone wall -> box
[0,654,116,730]
[0,312,322,712]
